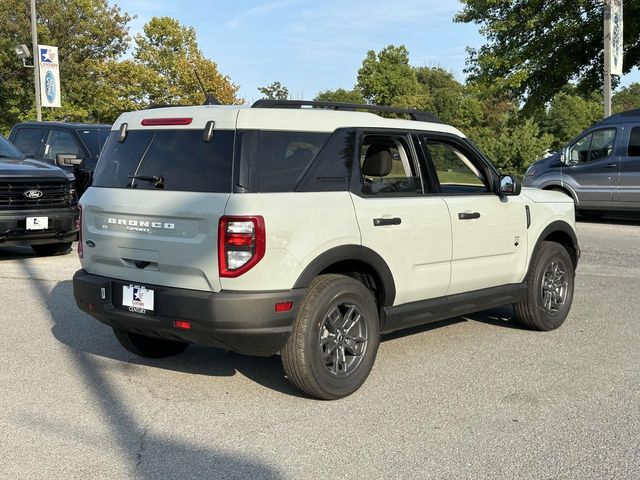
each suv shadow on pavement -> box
[38,279,286,479]
[48,279,306,398]
[48,279,525,398]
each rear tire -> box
[282,274,380,400]
[113,328,189,358]
[515,241,575,331]
[31,242,72,256]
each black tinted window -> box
[629,127,640,157]
[78,129,111,156]
[297,129,355,192]
[44,129,83,159]
[93,130,234,192]
[259,132,330,192]
[12,128,45,157]
[0,135,25,159]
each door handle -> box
[605,163,617,168]
[458,212,481,220]
[373,217,402,226]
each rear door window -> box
[92,129,234,193]
[11,128,45,158]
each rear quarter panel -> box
[221,192,360,291]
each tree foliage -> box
[0,6,241,134]
[0,0,131,132]
[257,81,289,100]
[613,83,640,113]
[455,0,640,112]
[356,45,422,107]
[314,88,364,104]
[134,17,240,106]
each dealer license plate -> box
[26,217,48,230]
[122,285,155,313]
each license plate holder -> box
[26,217,49,230]
[122,285,155,314]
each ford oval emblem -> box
[85,240,96,248]
[24,189,43,199]
[45,71,57,104]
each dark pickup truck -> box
[9,121,111,197]
[0,133,78,256]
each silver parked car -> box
[524,109,640,218]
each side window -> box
[259,131,330,192]
[568,128,616,164]
[11,128,45,158]
[423,139,488,194]
[628,126,640,157]
[360,134,423,196]
[44,129,83,160]
[296,129,355,192]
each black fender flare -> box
[531,220,580,268]
[293,245,396,307]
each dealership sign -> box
[608,0,623,76]
[38,45,61,108]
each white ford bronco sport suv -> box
[73,100,579,400]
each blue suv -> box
[524,109,640,218]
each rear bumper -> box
[0,206,78,246]
[73,270,307,357]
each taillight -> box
[218,216,265,278]
[77,205,83,259]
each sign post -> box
[38,45,61,108]
[604,0,623,118]
[30,0,41,121]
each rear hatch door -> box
[80,112,237,293]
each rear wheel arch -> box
[293,245,396,308]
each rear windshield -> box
[92,129,234,192]
[77,129,111,157]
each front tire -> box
[113,328,189,358]
[515,241,575,331]
[282,274,380,400]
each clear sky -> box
[114,0,639,103]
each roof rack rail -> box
[251,99,442,123]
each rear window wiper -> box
[127,175,164,189]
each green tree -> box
[134,17,241,106]
[0,0,131,132]
[613,83,640,113]
[540,86,602,149]
[356,45,423,107]
[455,0,640,112]
[314,88,364,104]
[258,81,289,100]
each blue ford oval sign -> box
[45,70,56,104]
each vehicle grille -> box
[0,180,73,210]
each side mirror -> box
[559,148,566,164]
[499,174,522,196]
[56,153,83,167]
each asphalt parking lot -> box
[1,218,639,479]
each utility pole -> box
[603,0,612,118]
[30,0,42,121]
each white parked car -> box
[72,100,579,399]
